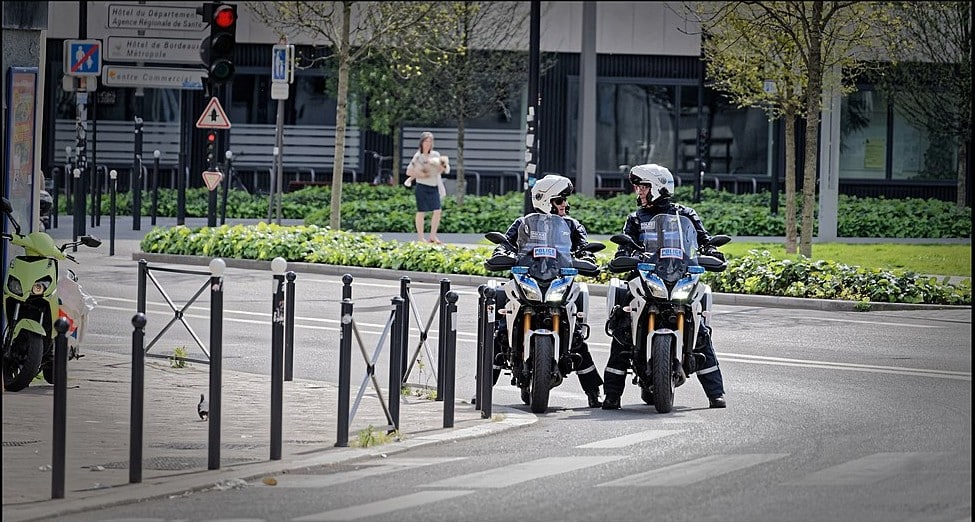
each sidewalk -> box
[2,340,534,522]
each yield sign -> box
[202,170,224,191]
[196,97,232,129]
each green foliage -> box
[351,425,400,448]
[140,224,971,306]
[71,184,971,239]
[170,346,189,369]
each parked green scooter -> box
[2,196,101,392]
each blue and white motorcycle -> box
[484,213,603,413]
[606,213,729,413]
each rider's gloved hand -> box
[700,246,725,262]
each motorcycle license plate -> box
[533,246,557,258]
[660,247,683,259]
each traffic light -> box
[206,131,217,167]
[198,2,237,86]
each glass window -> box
[891,98,957,181]
[839,90,888,180]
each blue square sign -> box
[64,40,102,76]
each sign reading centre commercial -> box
[103,65,204,90]
[107,4,206,31]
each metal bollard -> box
[336,297,353,447]
[442,291,459,428]
[436,278,450,401]
[398,277,410,380]
[342,274,353,300]
[480,286,495,418]
[474,285,486,411]
[285,271,296,381]
[129,312,147,484]
[208,259,225,470]
[109,169,117,256]
[270,257,286,460]
[51,318,70,499]
[388,296,405,433]
[151,150,160,226]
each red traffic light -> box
[207,132,216,143]
[213,5,236,28]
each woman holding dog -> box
[404,131,449,243]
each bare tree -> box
[245,1,434,229]
[684,2,903,257]
[388,1,529,205]
[878,1,971,209]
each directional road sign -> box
[106,36,202,64]
[102,65,204,90]
[196,97,232,129]
[202,170,224,191]
[64,40,102,76]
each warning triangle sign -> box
[202,169,224,191]
[196,97,232,129]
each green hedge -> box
[68,184,972,238]
[140,224,971,306]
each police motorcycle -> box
[2,196,101,392]
[484,213,604,413]
[605,213,729,413]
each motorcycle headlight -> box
[639,269,668,299]
[32,276,53,296]
[670,274,700,302]
[7,275,22,296]
[513,267,543,302]
[545,274,575,304]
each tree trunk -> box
[799,1,824,259]
[957,140,968,209]
[329,3,352,231]
[392,126,402,185]
[784,107,798,254]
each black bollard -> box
[208,259,225,470]
[109,170,117,256]
[436,279,450,401]
[270,261,286,460]
[474,285,486,410]
[480,286,495,418]
[442,291,459,428]
[51,318,70,499]
[285,271,296,381]
[151,151,160,226]
[342,273,353,301]
[388,296,405,433]
[398,277,410,381]
[335,298,353,447]
[129,312,147,484]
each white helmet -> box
[530,174,574,214]
[629,164,674,205]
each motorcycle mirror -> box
[485,231,507,245]
[698,255,727,272]
[1,197,12,214]
[610,234,642,251]
[580,242,606,253]
[709,235,732,248]
[80,235,102,248]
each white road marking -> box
[265,457,466,488]
[598,454,788,487]
[786,452,953,486]
[293,490,473,521]
[421,456,625,489]
[577,429,682,449]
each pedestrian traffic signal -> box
[198,2,237,86]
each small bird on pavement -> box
[198,394,209,420]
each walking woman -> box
[404,131,448,243]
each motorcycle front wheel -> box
[650,336,675,413]
[529,336,555,413]
[3,332,44,392]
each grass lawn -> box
[715,242,970,278]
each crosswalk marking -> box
[577,429,682,449]
[786,452,953,486]
[294,490,474,521]
[598,454,788,487]
[265,457,466,488]
[422,456,625,489]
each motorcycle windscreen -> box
[515,214,574,282]
[637,214,700,283]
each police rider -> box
[601,164,727,410]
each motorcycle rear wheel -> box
[650,336,675,413]
[530,337,555,413]
[3,332,44,392]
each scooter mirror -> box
[708,235,732,248]
[80,235,103,248]
[1,197,12,214]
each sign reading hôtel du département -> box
[106,4,206,32]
